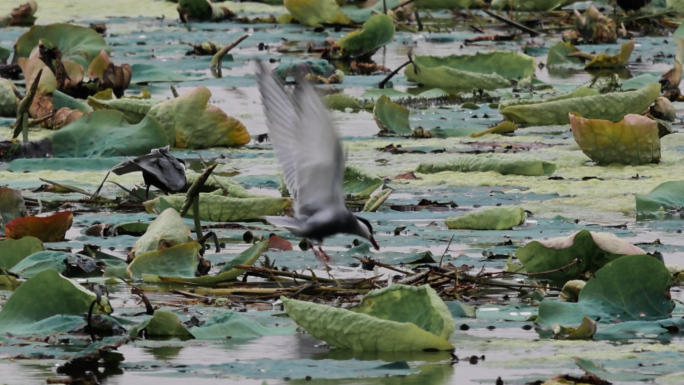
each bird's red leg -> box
[313,246,332,264]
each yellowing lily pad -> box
[146,86,250,149]
[373,95,412,136]
[130,208,193,259]
[145,194,290,222]
[569,113,660,166]
[284,0,353,27]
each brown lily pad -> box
[5,210,74,242]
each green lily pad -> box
[130,310,194,339]
[351,285,455,341]
[536,254,674,326]
[324,94,363,112]
[284,0,354,26]
[146,86,250,149]
[516,230,647,285]
[130,208,193,259]
[0,78,19,117]
[282,285,455,351]
[498,87,599,110]
[570,113,660,166]
[128,242,201,280]
[87,95,160,123]
[15,23,110,68]
[0,269,110,334]
[190,311,296,339]
[145,194,290,222]
[9,251,69,278]
[48,110,169,158]
[470,121,518,137]
[130,63,200,84]
[416,155,556,177]
[0,236,43,269]
[344,165,384,198]
[338,14,395,59]
[144,240,268,285]
[491,0,578,11]
[373,95,412,136]
[635,181,684,212]
[0,186,27,231]
[53,90,93,113]
[500,83,661,126]
[445,206,526,230]
[404,52,535,91]
[546,41,582,68]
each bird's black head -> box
[355,215,379,250]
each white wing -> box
[256,61,346,218]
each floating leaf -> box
[5,211,73,242]
[546,41,582,68]
[501,83,660,126]
[584,40,634,69]
[491,0,577,11]
[0,269,110,334]
[274,59,335,80]
[0,78,19,117]
[0,237,43,269]
[344,165,384,198]
[145,240,268,285]
[338,14,395,59]
[127,242,201,280]
[146,86,250,149]
[190,311,296,339]
[130,208,193,259]
[145,194,289,222]
[15,23,111,68]
[516,230,646,285]
[0,186,27,230]
[445,206,525,230]
[537,255,673,326]
[552,316,597,340]
[498,87,599,110]
[417,155,556,177]
[87,96,160,124]
[470,121,517,137]
[404,52,535,91]
[48,110,169,158]
[373,95,412,136]
[282,285,454,351]
[324,93,363,112]
[635,181,684,212]
[570,113,660,166]
[284,0,354,26]
[130,63,200,84]
[130,310,194,339]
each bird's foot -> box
[313,246,333,265]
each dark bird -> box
[111,146,187,198]
[616,0,651,11]
[256,61,379,262]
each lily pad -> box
[584,40,635,69]
[537,254,674,326]
[546,41,582,68]
[635,181,684,212]
[0,186,27,230]
[0,269,110,334]
[282,285,455,351]
[516,230,647,285]
[48,110,169,158]
[373,95,412,136]
[344,165,384,198]
[145,194,290,222]
[130,63,200,84]
[338,14,395,59]
[146,86,250,149]
[5,211,73,242]
[127,242,201,280]
[501,83,661,126]
[284,0,354,26]
[570,113,660,166]
[416,155,556,177]
[445,206,526,230]
[130,208,193,259]
[145,240,268,285]
[0,78,19,117]
[0,236,43,269]
[190,311,296,339]
[130,310,194,339]
[15,23,111,68]
[404,52,535,91]
[470,121,517,137]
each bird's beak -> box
[370,236,380,250]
